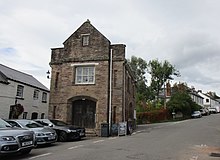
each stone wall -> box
[49,20,136,135]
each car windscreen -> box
[0,119,12,128]
[18,120,44,128]
[50,120,68,126]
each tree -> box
[167,82,201,117]
[127,56,149,100]
[147,59,180,100]
[128,56,148,83]
[127,56,150,112]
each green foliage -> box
[147,59,180,100]
[128,56,180,112]
[167,84,201,117]
[128,56,148,83]
[128,56,150,102]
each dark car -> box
[34,119,85,142]
[0,118,36,156]
[6,119,57,145]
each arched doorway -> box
[72,99,96,128]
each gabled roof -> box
[0,64,49,91]
[0,70,9,84]
[63,19,110,45]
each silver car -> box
[191,111,202,118]
[6,119,57,145]
[0,118,36,156]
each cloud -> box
[0,0,220,95]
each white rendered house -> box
[0,64,49,119]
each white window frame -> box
[42,92,47,102]
[75,66,95,84]
[16,85,24,97]
[82,34,90,46]
[33,89,39,100]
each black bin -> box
[101,123,109,137]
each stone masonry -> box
[48,20,136,136]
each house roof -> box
[0,64,49,92]
[0,70,9,84]
[63,19,110,45]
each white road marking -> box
[189,155,198,160]
[173,120,190,124]
[29,153,52,159]
[109,137,117,140]
[93,140,104,143]
[68,145,84,150]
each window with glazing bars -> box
[75,66,95,84]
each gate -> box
[72,99,96,128]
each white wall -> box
[190,94,204,107]
[0,80,49,119]
[0,82,16,118]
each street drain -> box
[210,152,220,157]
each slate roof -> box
[0,64,49,92]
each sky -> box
[0,0,220,95]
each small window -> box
[31,112,38,119]
[42,92,47,103]
[55,72,59,89]
[75,66,95,84]
[113,70,118,87]
[127,76,130,93]
[82,35,89,46]
[206,99,209,103]
[16,85,24,97]
[23,112,28,119]
[33,89,39,100]
[41,113,45,119]
[53,106,57,119]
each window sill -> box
[72,82,96,86]
[16,97,24,100]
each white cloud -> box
[1,0,220,95]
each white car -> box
[191,111,202,118]
[208,107,217,114]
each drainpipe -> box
[123,62,126,122]
[108,49,113,136]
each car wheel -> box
[59,131,68,142]
[73,132,80,140]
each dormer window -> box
[82,35,90,46]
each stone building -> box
[48,20,136,136]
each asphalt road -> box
[2,114,220,160]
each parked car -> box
[213,106,220,113]
[191,111,202,118]
[0,118,36,156]
[200,108,210,116]
[34,119,85,142]
[6,119,57,145]
[208,107,217,114]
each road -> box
[2,114,220,160]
